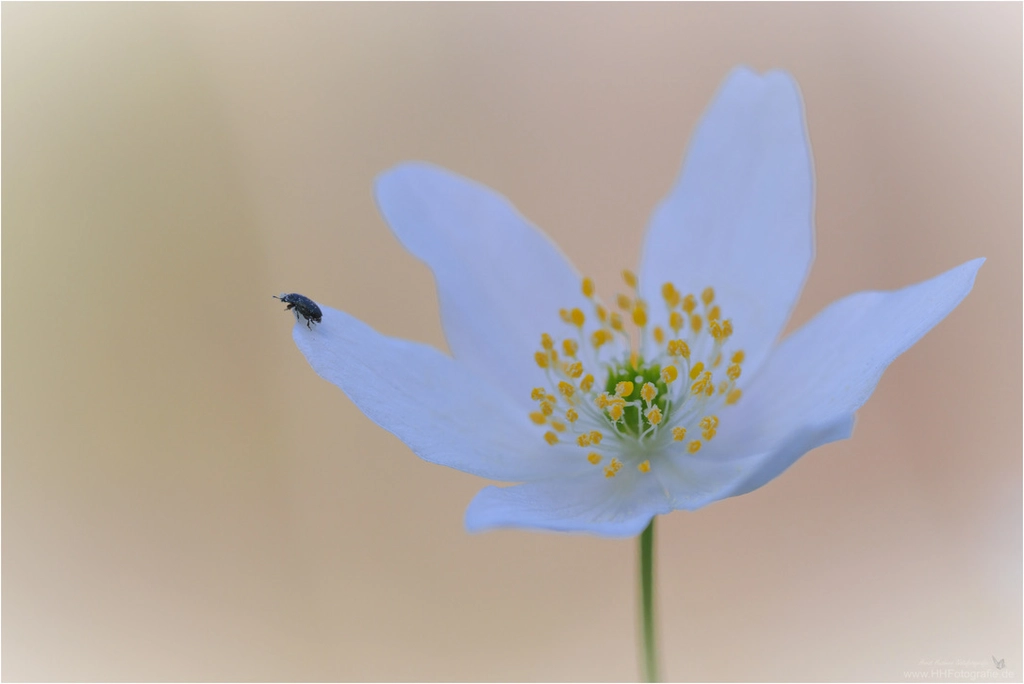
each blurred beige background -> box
[3,3,1020,681]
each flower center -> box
[529,270,745,478]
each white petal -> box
[292,305,592,482]
[640,67,814,376]
[465,469,672,537]
[658,258,983,507]
[375,163,589,409]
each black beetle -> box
[273,293,322,329]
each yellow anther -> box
[709,320,723,340]
[701,287,715,306]
[610,313,624,331]
[588,452,602,465]
[668,339,690,359]
[726,389,742,405]
[661,365,678,383]
[615,381,634,397]
[632,305,647,327]
[534,352,550,369]
[531,387,546,401]
[551,421,567,432]
[690,314,703,333]
[661,282,680,308]
[672,426,687,442]
[565,408,579,423]
[712,352,723,368]
[638,460,651,474]
[565,362,583,379]
[549,349,559,363]
[570,308,585,328]
[577,433,591,447]
[560,309,573,324]
[596,305,608,322]
[653,326,665,345]
[718,381,730,395]
[616,293,632,310]
[691,371,712,395]
[563,339,579,357]
[604,458,623,478]
[541,333,554,350]
[727,364,742,380]
[582,277,595,298]
[580,374,595,392]
[732,350,745,364]
[721,320,733,338]
[622,270,638,288]
[682,294,697,313]
[630,351,639,370]
[588,431,603,445]
[529,412,546,425]
[540,401,554,416]
[704,382,714,397]
[646,406,663,425]
[608,403,625,421]
[700,416,719,440]
[595,394,610,409]
[689,361,705,380]
[544,431,558,445]
[591,329,613,349]
[669,310,684,332]
[558,381,575,398]
[641,382,657,402]
[688,440,702,453]
[546,394,556,403]
[707,304,721,321]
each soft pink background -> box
[3,4,1020,681]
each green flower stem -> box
[639,517,660,682]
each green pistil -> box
[604,359,669,435]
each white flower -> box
[287,67,983,537]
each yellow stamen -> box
[580,374,595,392]
[688,440,702,453]
[588,431,603,445]
[732,350,745,364]
[721,320,733,338]
[672,426,687,442]
[577,434,591,447]
[588,452,602,465]
[700,415,719,440]
[615,381,634,397]
[682,294,696,313]
[726,388,742,405]
[596,305,608,322]
[691,371,712,395]
[559,308,571,323]
[534,352,549,369]
[529,412,546,425]
[544,431,558,445]
[632,305,647,327]
[640,382,657,402]
[690,314,703,333]
[608,402,624,421]
[653,326,665,345]
[668,339,690,359]
[610,312,624,331]
[616,293,632,310]
[558,381,575,398]
[689,361,705,380]
[669,310,684,332]
[563,339,579,357]
[565,408,579,423]
[540,401,554,416]
[531,388,546,401]
[551,421,566,432]
[638,460,651,474]
[595,394,610,409]
[582,277,595,298]
[645,406,662,425]
[661,282,680,308]
[701,287,715,306]
[622,270,637,288]
[570,308,585,328]
[566,361,584,379]
[541,333,554,350]
[707,304,721,321]
[604,458,623,478]
[591,329,613,349]
[661,365,678,383]
[727,364,741,380]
